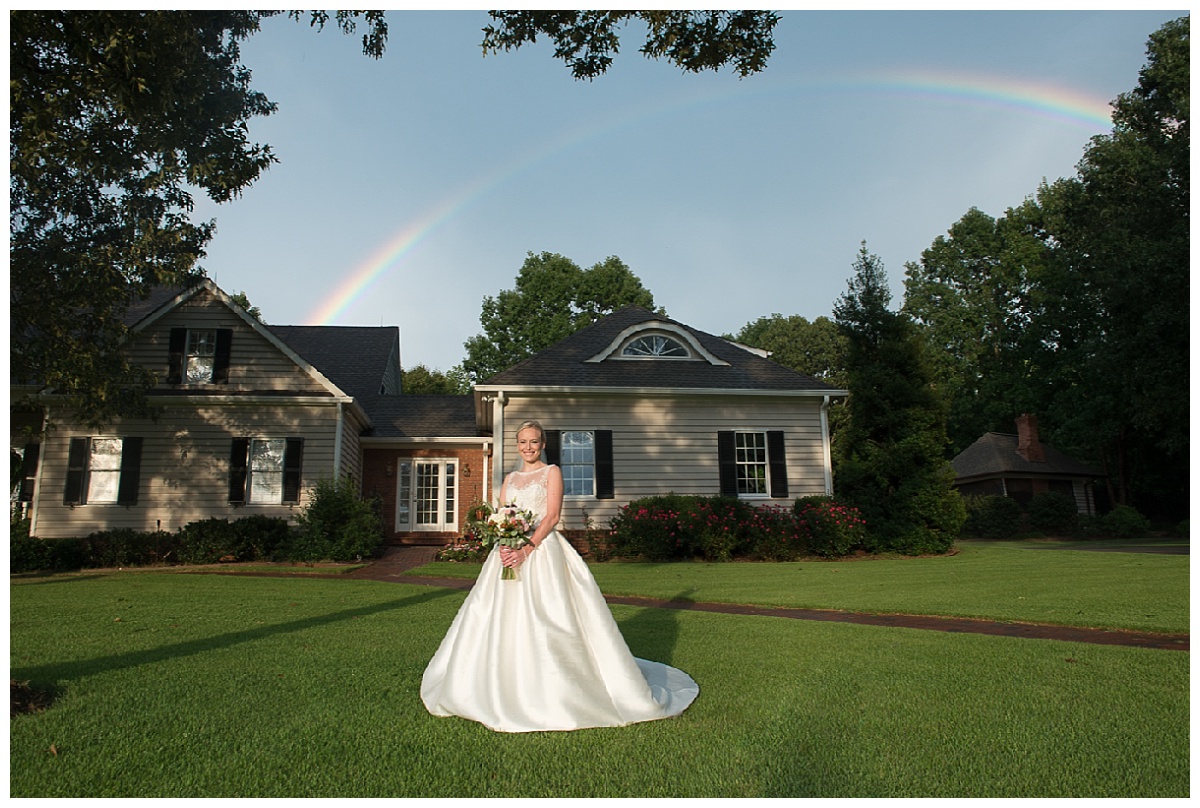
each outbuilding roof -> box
[952,432,1103,483]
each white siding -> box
[28,402,342,538]
[126,289,331,394]
[499,393,830,530]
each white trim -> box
[475,384,847,398]
[360,437,493,446]
[396,456,460,533]
[586,321,729,366]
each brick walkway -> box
[338,546,1188,652]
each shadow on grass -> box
[616,588,693,665]
[11,587,460,694]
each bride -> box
[421,419,699,732]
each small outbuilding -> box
[951,414,1103,514]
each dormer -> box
[586,321,730,366]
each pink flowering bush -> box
[793,496,868,558]
[436,537,488,562]
[607,494,867,561]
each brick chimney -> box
[1015,413,1045,462]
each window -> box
[229,438,302,505]
[718,431,789,499]
[734,432,768,495]
[14,443,39,504]
[185,330,217,382]
[621,333,690,358]
[63,437,143,506]
[559,431,596,497]
[396,459,458,532]
[249,438,286,503]
[544,430,614,499]
[168,327,232,384]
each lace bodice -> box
[504,466,551,523]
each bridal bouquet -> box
[467,501,535,580]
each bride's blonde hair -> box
[513,419,548,469]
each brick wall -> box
[362,446,487,545]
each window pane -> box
[186,330,216,382]
[87,438,123,503]
[249,438,285,503]
[622,334,689,357]
[414,462,440,525]
[561,431,595,496]
[396,462,412,526]
[445,463,457,527]
[735,432,768,495]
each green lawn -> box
[414,540,1190,633]
[9,546,1190,798]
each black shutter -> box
[167,328,187,384]
[767,431,789,498]
[282,438,304,504]
[229,438,249,504]
[19,443,39,503]
[116,437,143,505]
[544,430,561,466]
[717,431,738,497]
[212,329,233,383]
[594,430,614,499]
[65,437,89,505]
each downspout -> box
[333,401,344,481]
[491,391,508,504]
[820,395,834,496]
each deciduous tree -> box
[461,252,659,382]
[10,10,387,428]
[482,10,779,79]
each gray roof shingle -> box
[269,325,398,402]
[952,432,1103,481]
[360,395,478,439]
[480,306,842,393]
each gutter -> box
[473,384,848,399]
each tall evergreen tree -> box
[833,244,965,554]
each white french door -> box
[396,459,458,532]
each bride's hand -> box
[499,546,521,568]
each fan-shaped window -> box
[621,334,691,358]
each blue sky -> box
[190,8,1186,373]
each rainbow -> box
[308,70,1114,325]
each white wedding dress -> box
[421,465,699,732]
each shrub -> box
[794,496,868,558]
[607,494,698,561]
[294,477,384,562]
[83,528,175,567]
[230,514,294,561]
[748,504,807,561]
[691,497,758,561]
[1100,504,1151,538]
[608,494,864,561]
[1026,492,1078,535]
[436,538,488,562]
[177,518,239,565]
[963,495,1023,539]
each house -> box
[471,305,846,543]
[951,414,1103,515]
[12,279,403,539]
[12,280,847,547]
